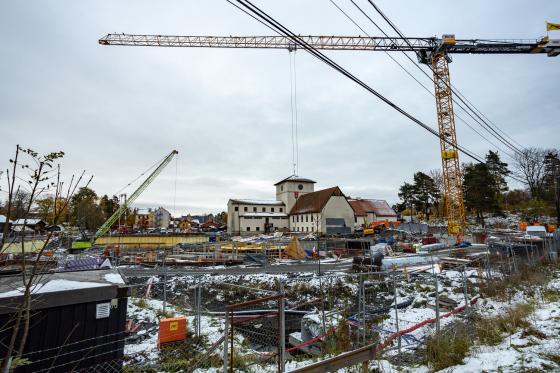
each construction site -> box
[1,1,560,372]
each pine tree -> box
[463,163,500,227]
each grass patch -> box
[133,297,147,308]
[543,289,560,303]
[425,323,472,372]
[475,302,534,345]
[480,262,553,300]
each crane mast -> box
[99,33,559,236]
[92,150,178,242]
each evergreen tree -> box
[485,151,509,207]
[543,150,560,222]
[463,163,500,227]
[411,172,439,220]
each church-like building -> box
[226,176,396,235]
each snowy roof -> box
[230,199,284,206]
[0,269,129,314]
[12,218,45,225]
[241,212,288,218]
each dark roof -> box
[274,175,316,186]
[290,186,345,214]
[349,199,397,217]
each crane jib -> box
[99,34,560,56]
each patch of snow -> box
[104,273,125,284]
[0,279,110,298]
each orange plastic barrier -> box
[158,316,187,346]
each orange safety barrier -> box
[158,316,187,346]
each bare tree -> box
[1,146,91,370]
[513,147,548,200]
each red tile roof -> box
[289,186,346,214]
[349,199,396,217]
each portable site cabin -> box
[0,269,130,372]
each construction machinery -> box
[99,33,559,236]
[71,150,178,250]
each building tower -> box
[274,176,316,213]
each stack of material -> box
[284,236,306,260]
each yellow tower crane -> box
[99,33,559,236]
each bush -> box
[425,324,472,371]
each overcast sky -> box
[1,0,559,215]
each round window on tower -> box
[298,184,303,190]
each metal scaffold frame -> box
[432,53,465,235]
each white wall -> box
[322,196,355,233]
[227,200,286,234]
[290,213,320,233]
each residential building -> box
[134,208,154,230]
[349,198,398,226]
[12,218,47,234]
[154,207,171,229]
[290,186,355,234]
[0,215,11,235]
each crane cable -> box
[329,0,517,162]
[228,0,485,164]
[227,0,527,184]
[363,0,528,158]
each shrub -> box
[425,324,472,371]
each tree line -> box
[396,148,560,226]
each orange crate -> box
[158,316,187,346]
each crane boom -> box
[99,34,560,56]
[92,150,178,241]
[99,32,558,237]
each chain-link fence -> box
[58,232,559,373]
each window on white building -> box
[256,227,260,231]
[311,215,313,222]
[234,206,238,212]
[246,227,250,231]
[244,207,248,212]
[306,215,308,222]
[271,207,275,212]
[262,207,266,212]
[280,208,283,212]
[253,207,257,212]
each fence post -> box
[223,310,229,373]
[278,280,285,373]
[431,253,440,333]
[462,265,469,313]
[361,276,366,346]
[163,250,167,313]
[393,274,401,353]
[197,276,202,337]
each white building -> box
[289,186,355,234]
[227,199,288,234]
[154,207,171,229]
[227,176,355,235]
